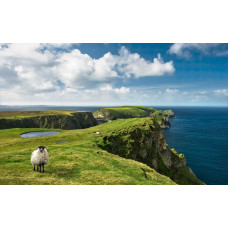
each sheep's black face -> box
[38,146,46,153]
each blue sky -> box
[0,43,227,106]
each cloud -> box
[53,46,175,87]
[0,44,175,95]
[216,50,228,56]
[214,89,228,96]
[100,85,130,94]
[168,43,226,58]
[44,43,73,49]
[165,88,179,95]
[115,47,175,78]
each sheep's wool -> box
[31,149,49,166]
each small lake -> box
[21,131,60,138]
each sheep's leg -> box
[39,165,41,172]
[34,166,35,171]
[42,164,45,172]
[37,166,39,171]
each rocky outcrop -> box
[96,117,203,185]
[0,112,97,130]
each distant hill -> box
[93,106,175,128]
[0,110,97,130]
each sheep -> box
[31,146,49,172]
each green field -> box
[0,118,177,185]
[0,110,83,119]
[0,107,203,185]
[93,105,173,128]
[93,106,156,120]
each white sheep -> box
[31,146,49,172]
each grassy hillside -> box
[0,110,83,119]
[93,106,173,128]
[0,111,97,130]
[0,124,176,185]
[0,117,203,185]
[93,106,156,120]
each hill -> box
[93,106,175,128]
[0,117,203,185]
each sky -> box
[0,43,227,106]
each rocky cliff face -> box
[96,118,203,185]
[0,112,97,130]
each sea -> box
[0,105,227,185]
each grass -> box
[93,106,156,120]
[0,119,176,185]
[0,110,85,119]
[93,106,172,126]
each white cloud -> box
[216,50,228,56]
[100,85,129,94]
[168,43,223,58]
[165,88,179,95]
[44,43,74,49]
[52,46,175,87]
[0,44,175,99]
[214,89,228,96]
[115,47,175,78]
[113,87,130,94]
[100,85,113,92]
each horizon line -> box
[0,104,227,107]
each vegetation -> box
[93,118,203,185]
[0,117,203,185]
[0,124,176,185]
[93,106,156,120]
[0,110,82,119]
[93,105,174,128]
[151,109,175,117]
[0,111,97,130]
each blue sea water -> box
[0,105,227,185]
[154,106,228,185]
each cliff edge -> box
[94,117,203,185]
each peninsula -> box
[93,106,175,128]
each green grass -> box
[0,110,85,119]
[93,106,173,127]
[93,106,156,120]
[0,120,176,185]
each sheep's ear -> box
[37,146,40,148]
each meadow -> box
[0,110,83,119]
[0,118,176,185]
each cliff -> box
[0,110,97,130]
[93,106,175,128]
[94,117,203,185]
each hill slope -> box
[0,117,203,185]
